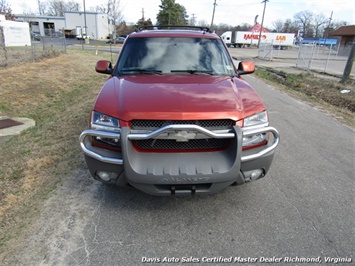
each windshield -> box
[116,37,236,76]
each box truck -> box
[76,26,90,40]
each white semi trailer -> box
[221,31,295,49]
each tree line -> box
[0,0,350,38]
[201,11,349,38]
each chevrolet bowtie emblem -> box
[168,131,197,142]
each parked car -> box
[106,36,126,44]
[79,26,280,196]
[77,34,90,40]
[31,32,41,41]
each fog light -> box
[243,169,264,182]
[96,171,117,182]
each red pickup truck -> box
[79,26,279,195]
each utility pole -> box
[210,0,217,29]
[191,13,196,26]
[326,11,333,38]
[142,8,145,21]
[341,43,355,84]
[83,0,88,43]
[257,0,268,48]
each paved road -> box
[4,69,354,265]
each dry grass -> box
[0,48,118,250]
[255,68,355,129]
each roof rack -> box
[138,25,212,33]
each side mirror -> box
[95,60,113,75]
[237,61,255,75]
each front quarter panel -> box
[233,77,266,118]
[93,76,121,118]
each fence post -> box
[63,27,66,54]
[308,43,316,70]
[30,27,36,61]
[42,35,45,51]
[336,43,341,58]
[0,26,7,67]
[324,43,332,73]
[296,45,301,68]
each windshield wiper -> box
[170,69,214,75]
[120,68,162,74]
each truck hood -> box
[94,75,264,122]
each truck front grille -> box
[133,138,230,151]
[131,119,233,130]
[130,119,234,151]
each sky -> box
[7,0,355,29]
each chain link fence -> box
[255,42,353,77]
[258,43,273,61]
[295,44,316,70]
[296,43,351,74]
[0,26,66,67]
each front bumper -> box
[79,125,279,195]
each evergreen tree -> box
[156,0,188,26]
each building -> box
[14,14,65,37]
[248,23,269,33]
[64,11,111,39]
[331,25,355,46]
[14,11,113,39]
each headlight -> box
[90,111,121,150]
[243,111,268,150]
[243,133,267,149]
[243,111,268,127]
[91,111,120,132]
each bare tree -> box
[46,0,65,16]
[294,10,313,37]
[0,0,14,19]
[37,0,46,15]
[272,19,283,32]
[94,0,122,24]
[196,19,208,27]
[329,19,349,36]
[0,0,10,13]
[66,0,79,11]
[110,0,122,24]
[93,4,107,13]
[313,13,328,38]
[44,0,79,16]
[215,23,232,35]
